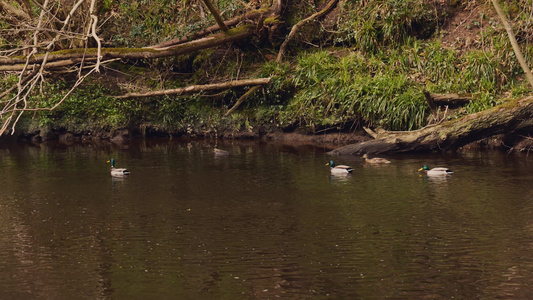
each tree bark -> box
[328,96,533,155]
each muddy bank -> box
[5,127,533,153]
[9,127,370,150]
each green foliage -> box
[285,51,428,131]
[285,0,316,25]
[140,95,186,130]
[100,0,113,12]
[334,0,441,52]
[111,0,249,47]
[255,61,294,105]
[27,82,141,131]
[463,93,496,114]
[419,41,459,85]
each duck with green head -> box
[107,158,130,176]
[327,161,354,174]
[418,165,453,176]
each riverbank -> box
[8,127,369,150]
[5,126,533,154]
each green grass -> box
[283,51,428,131]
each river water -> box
[1,138,533,299]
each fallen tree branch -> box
[0,57,100,71]
[0,25,256,68]
[115,77,271,99]
[328,96,533,155]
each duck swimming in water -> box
[362,154,391,164]
[418,165,453,175]
[107,158,130,176]
[326,161,354,174]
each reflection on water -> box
[1,139,533,298]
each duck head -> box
[107,158,115,167]
[418,165,429,171]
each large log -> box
[328,96,533,155]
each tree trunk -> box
[328,96,533,155]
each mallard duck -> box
[362,154,391,164]
[418,165,453,175]
[107,158,130,176]
[326,161,353,174]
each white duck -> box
[107,158,130,176]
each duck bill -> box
[417,168,423,171]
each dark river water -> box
[1,138,533,299]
